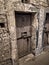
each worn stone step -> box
[19,53,35,65]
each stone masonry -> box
[0,0,49,65]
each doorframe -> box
[14,11,38,56]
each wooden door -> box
[15,13,32,58]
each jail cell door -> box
[15,13,32,58]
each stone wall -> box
[0,59,12,65]
[0,1,11,64]
[0,29,11,61]
[0,0,49,65]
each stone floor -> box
[22,46,49,65]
